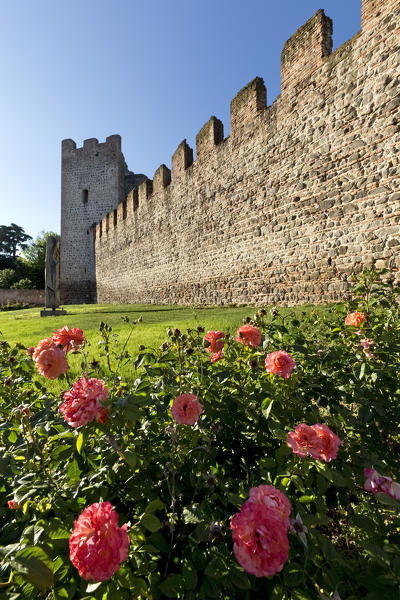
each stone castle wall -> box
[63,0,400,306]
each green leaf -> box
[145,499,165,513]
[227,493,243,507]
[124,403,141,422]
[229,568,251,590]
[359,363,366,380]
[141,513,161,532]
[318,534,336,562]
[293,591,313,600]
[158,574,185,598]
[124,450,137,468]
[66,459,81,483]
[283,563,304,587]
[48,526,70,540]
[364,543,390,565]
[375,493,400,508]
[204,557,228,579]
[262,398,274,419]
[317,464,347,487]
[134,354,146,369]
[298,495,315,503]
[0,457,10,475]
[182,504,203,524]
[76,432,84,455]
[182,559,197,590]
[10,546,53,590]
[54,587,70,599]
[147,531,170,553]
[351,513,376,532]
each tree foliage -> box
[0,224,32,260]
[21,231,60,289]
[0,228,59,289]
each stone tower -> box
[60,135,144,304]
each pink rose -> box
[265,350,296,379]
[248,484,291,528]
[205,330,225,353]
[32,337,54,361]
[231,500,289,577]
[345,312,366,327]
[287,424,341,462]
[53,326,85,353]
[70,501,130,582]
[360,338,375,360]
[287,424,323,460]
[59,377,109,428]
[364,468,400,500]
[171,393,203,425]
[360,338,374,350]
[235,325,261,348]
[312,424,341,462]
[210,350,223,363]
[8,500,20,509]
[35,346,69,379]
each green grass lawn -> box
[0,303,257,394]
[0,302,338,396]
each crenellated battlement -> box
[281,10,332,95]
[62,135,122,156]
[196,117,224,160]
[63,0,400,306]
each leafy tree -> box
[10,278,35,289]
[0,268,16,288]
[0,223,32,260]
[21,231,60,289]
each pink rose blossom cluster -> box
[287,423,341,462]
[345,311,366,327]
[231,485,290,577]
[53,326,85,353]
[236,325,262,348]
[205,330,225,363]
[32,338,69,380]
[59,377,109,428]
[360,337,375,360]
[70,501,130,582]
[364,468,400,500]
[265,350,296,379]
[171,393,203,425]
[30,326,85,380]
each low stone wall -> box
[0,289,45,306]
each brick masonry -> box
[61,0,400,306]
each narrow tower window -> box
[82,189,89,204]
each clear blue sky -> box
[0,0,362,240]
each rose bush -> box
[0,268,399,599]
